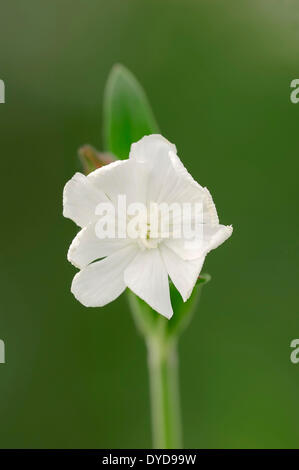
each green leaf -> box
[103,64,160,159]
[127,274,211,341]
[167,274,211,337]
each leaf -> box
[103,64,160,159]
[127,274,211,341]
[167,274,211,337]
[127,290,160,338]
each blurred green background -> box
[0,0,299,449]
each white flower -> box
[63,134,232,319]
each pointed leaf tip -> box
[103,64,160,159]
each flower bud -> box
[78,145,115,174]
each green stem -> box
[146,334,182,449]
[127,276,210,449]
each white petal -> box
[71,244,138,307]
[68,223,132,269]
[129,135,183,204]
[129,134,177,165]
[165,224,233,260]
[164,238,200,261]
[129,135,218,225]
[168,147,218,227]
[63,172,109,228]
[124,248,173,319]
[87,159,147,206]
[204,224,233,252]
[160,244,205,302]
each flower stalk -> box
[127,275,210,449]
[147,334,182,449]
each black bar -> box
[0,449,297,466]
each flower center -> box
[136,221,161,250]
[125,203,174,250]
